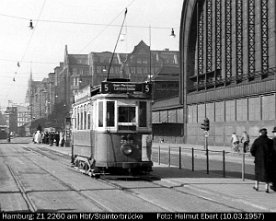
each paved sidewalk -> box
[152,163,276,212]
[30,143,276,212]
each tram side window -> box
[77,113,80,130]
[118,106,136,123]
[81,112,83,130]
[87,114,91,129]
[139,101,147,127]
[106,101,115,127]
[84,110,87,130]
[98,101,103,127]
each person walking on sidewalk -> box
[250,128,273,193]
[231,132,240,152]
[270,127,276,192]
[241,131,250,153]
[55,131,60,147]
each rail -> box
[152,145,254,181]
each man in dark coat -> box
[250,128,273,193]
[55,131,60,147]
[271,127,276,191]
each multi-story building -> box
[16,105,30,127]
[179,0,276,145]
[55,45,89,108]
[4,106,17,135]
[25,42,180,134]
[123,40,179,82]
[88,51,127,86]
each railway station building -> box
[180,0,276,146]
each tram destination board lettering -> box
[101,82,151,94]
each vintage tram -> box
[71,79,153,175]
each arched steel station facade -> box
[180,0,276,145]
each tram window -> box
[87,114,91,129]
[84,110,87,130]
[81,112,83,130]
[98,101,103,127]
[118,106,136,123]
[107,101,115,127]
[139,101,147,127]
[77,113,80,130]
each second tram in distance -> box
[71,78,153,175]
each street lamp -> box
[170,28,176,38]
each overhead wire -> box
[0,10,175,30]
[4,0,47,104]
[79,0,136,53]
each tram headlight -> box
[121,144,133,156]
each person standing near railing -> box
[270,127,276,192]
[250,128,273,193]
[231,132,240,152]
[241,131,250,153]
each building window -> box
[237,98,247,121]
[225,100,235,122]
[262,95,275,121]
[168,109,177,123]
[215,101,224,122]
[152,112,160,123]
[160,111,167,123]
[206,103,214,122]
[188,105,197,123]
[198,104,205,123]
[249,97,260,121]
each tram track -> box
[21,146,172,212]
[11,144,245,212]
[5,164,37,212]
[43,148,244,212]
[7,145,113,212]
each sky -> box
[0,0,183,110]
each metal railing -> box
[153,145,254,181]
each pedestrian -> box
[270,127,276,192]
[231,132,239,152]
[250,128,273,193]
[241,131,250,153]
[59,131,64,147]
[34,130,41,144]
[45,131,49,144]
[55,131,60,147]
[49,132,54,146]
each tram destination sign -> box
[101,81,151,94]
